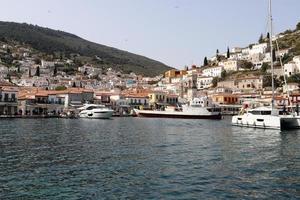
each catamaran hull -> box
[232,115,300,130]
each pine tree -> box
[267,32,270,39]
[226,47,230,58]
[35,66,40,76]
[28,67,32,77]
[203,57,208,66]
[53,65,57,76]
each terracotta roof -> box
[1,86,19,92]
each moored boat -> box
[78,104,114,119]
[134,97,222,119]
[232,106,300,130]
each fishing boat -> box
[134,97,222,119]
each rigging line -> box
[275,39,290,103]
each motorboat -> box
[78,104,113,119]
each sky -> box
[0,0,299,69]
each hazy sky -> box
[0,0,299,68]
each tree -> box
[240,60,253,70]
[260,62,270,73]
[55,85,67,91]
[296,22,300,31]
[34,58,41,65]
[212,77,220,87]
[263,74,281,88]
[203,57,208,66]
[28,67,32,77]
[53,65,57,76]
[226,47,230,58]
[216,49,220,61]
[221,70,227,79]
[258,33,264,43]
[35,66,40,76]
[6,74,11,83]
[287,73,300,83]
[267,32,270,39]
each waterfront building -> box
[0,85,18,115]
[212,93,239,105]
[148,91,167,107]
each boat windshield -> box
[85,106,105,110]
[248,110,271,115]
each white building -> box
[219,60,241,71]
[41,60,55,68]
[284,62,299,77]
[197,76,213,89]
[202,66,223,77]
[249,43,268,55]
[231,47,243,53]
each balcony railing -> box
[0,98,17,103]
[35,100,65,105]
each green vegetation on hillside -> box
[0,21,172,76]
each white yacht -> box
[232,0,300,130]
[78,104,114,119]
[232,106,300,130]
[134,97,222,119]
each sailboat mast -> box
[269,0,275,110]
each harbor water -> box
[0,117,299,199]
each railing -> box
[0,98,17,103]
[35,100,65,105]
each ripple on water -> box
[0,118,299,199]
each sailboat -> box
[231,0,300,130]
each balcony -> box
[0,98,17,103]
[35,100,65,105]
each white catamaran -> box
[232,0,300,130]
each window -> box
[4,93,9,101]
[11,94,16,101]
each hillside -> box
[0,21,172,76]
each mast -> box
[269,0,275,110]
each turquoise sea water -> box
[0,117,299,199]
